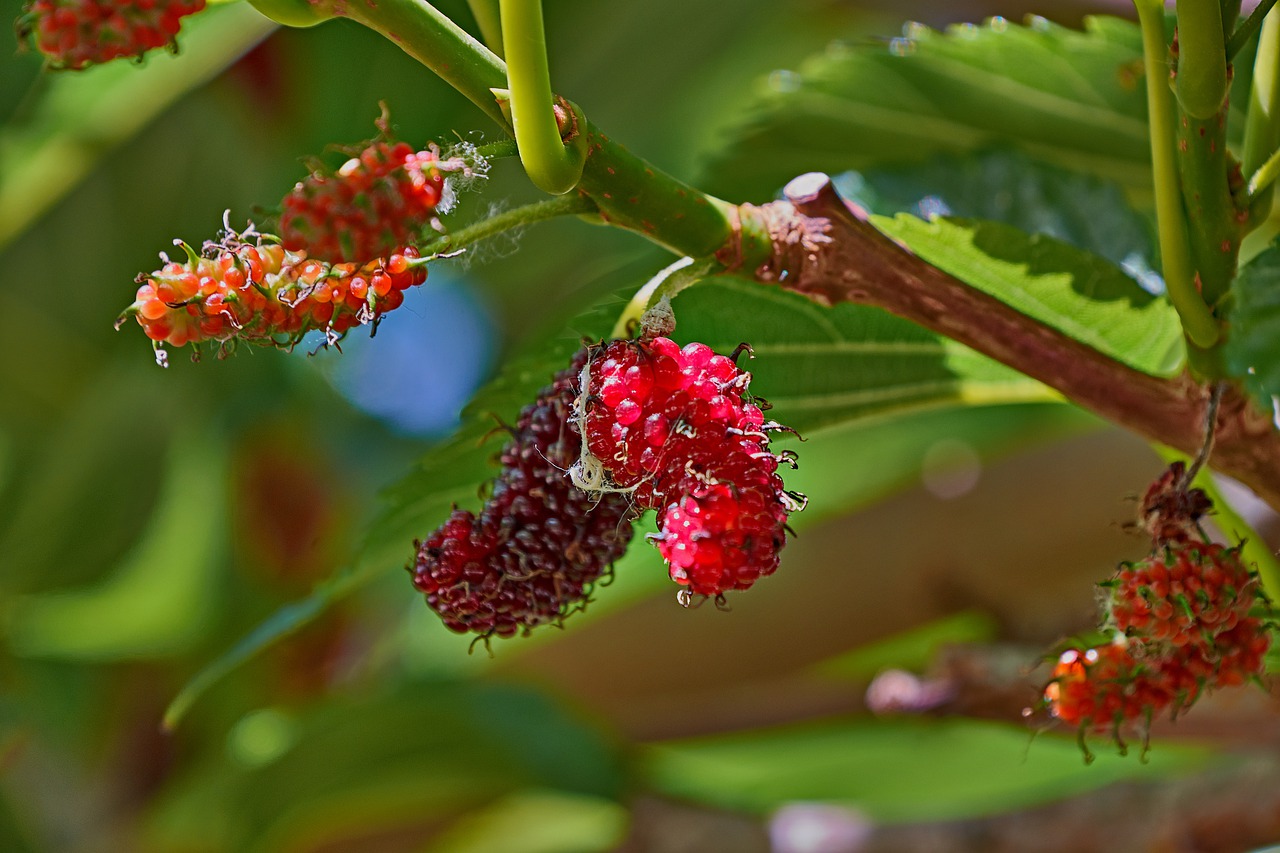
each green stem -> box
[472,139,520,160]
[331,0,744,259]
[1247,145,1280,197]
[498,0,587,194]
[1221,0,1244,45]
[1243,6,1280,222]
[609,257,720,338]
[1228,0,1279,59]
[339,0,510,129]
[1176,0,1230,119]
[466,0,504,57]
[1135,0,1222,349]
[575,128,738,257]
[419,193,596,257]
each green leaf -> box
[875,215,1185,376]
[5,429,225,660]
[0,2,276,251]
[708,16,1155,200]
[1225,240,1280,406]
[673,277,1055,435]
[835,148,1157,277]
[644,716,1211,823]
[424,790,628,853]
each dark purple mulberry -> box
[410,350,637,639]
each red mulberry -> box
[578,336,803,598]
[16,0,205,70]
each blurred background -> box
[3,1,1280,851]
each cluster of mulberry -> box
[409,330,805,640]
[16,0,205,70]
[578,334,805,600]
[118,227,425,365]
[1045,462,1272,755]
[410,351,636,640]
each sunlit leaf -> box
[836,147,1156,276]
[874,215,1184,376]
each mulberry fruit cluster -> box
[579,335,804,599]
[280,138,447,264]
[410,351,636,640]
[16,0,205,70]
[1045,462,1273,753]
[119,227,425,365]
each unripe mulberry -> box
[579,336,804,598]
[1104,540,1260,654]
[1045,463,1275,757]
[280,138,447,264]
[1045,641,1174,737]
[16,0,205,70]
[118,226,425,365]
[410,351,637,639]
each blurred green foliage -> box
[2,2,1276,852]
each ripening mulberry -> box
[118,227,425,365]
[578,336,804,598]
[1104,540,1261,655]
[1045,463,1275,757]
[410,350,637,639]
[16,0,205,70]
[280,138,448,264]
[1045,641,1175,737]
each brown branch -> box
[742,172,1280,511]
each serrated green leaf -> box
[708,16,1154,200]
[875,215,1184,376]
[644,716,1211,823]
[1225,241,1280,407]
[836,148,1156,277]
[672,277,1055,435]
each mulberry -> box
[118,226,425,365]
[578,336,803,598]
[279,115,451,263]
[410,350,637,639]
[16,0,205,70]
